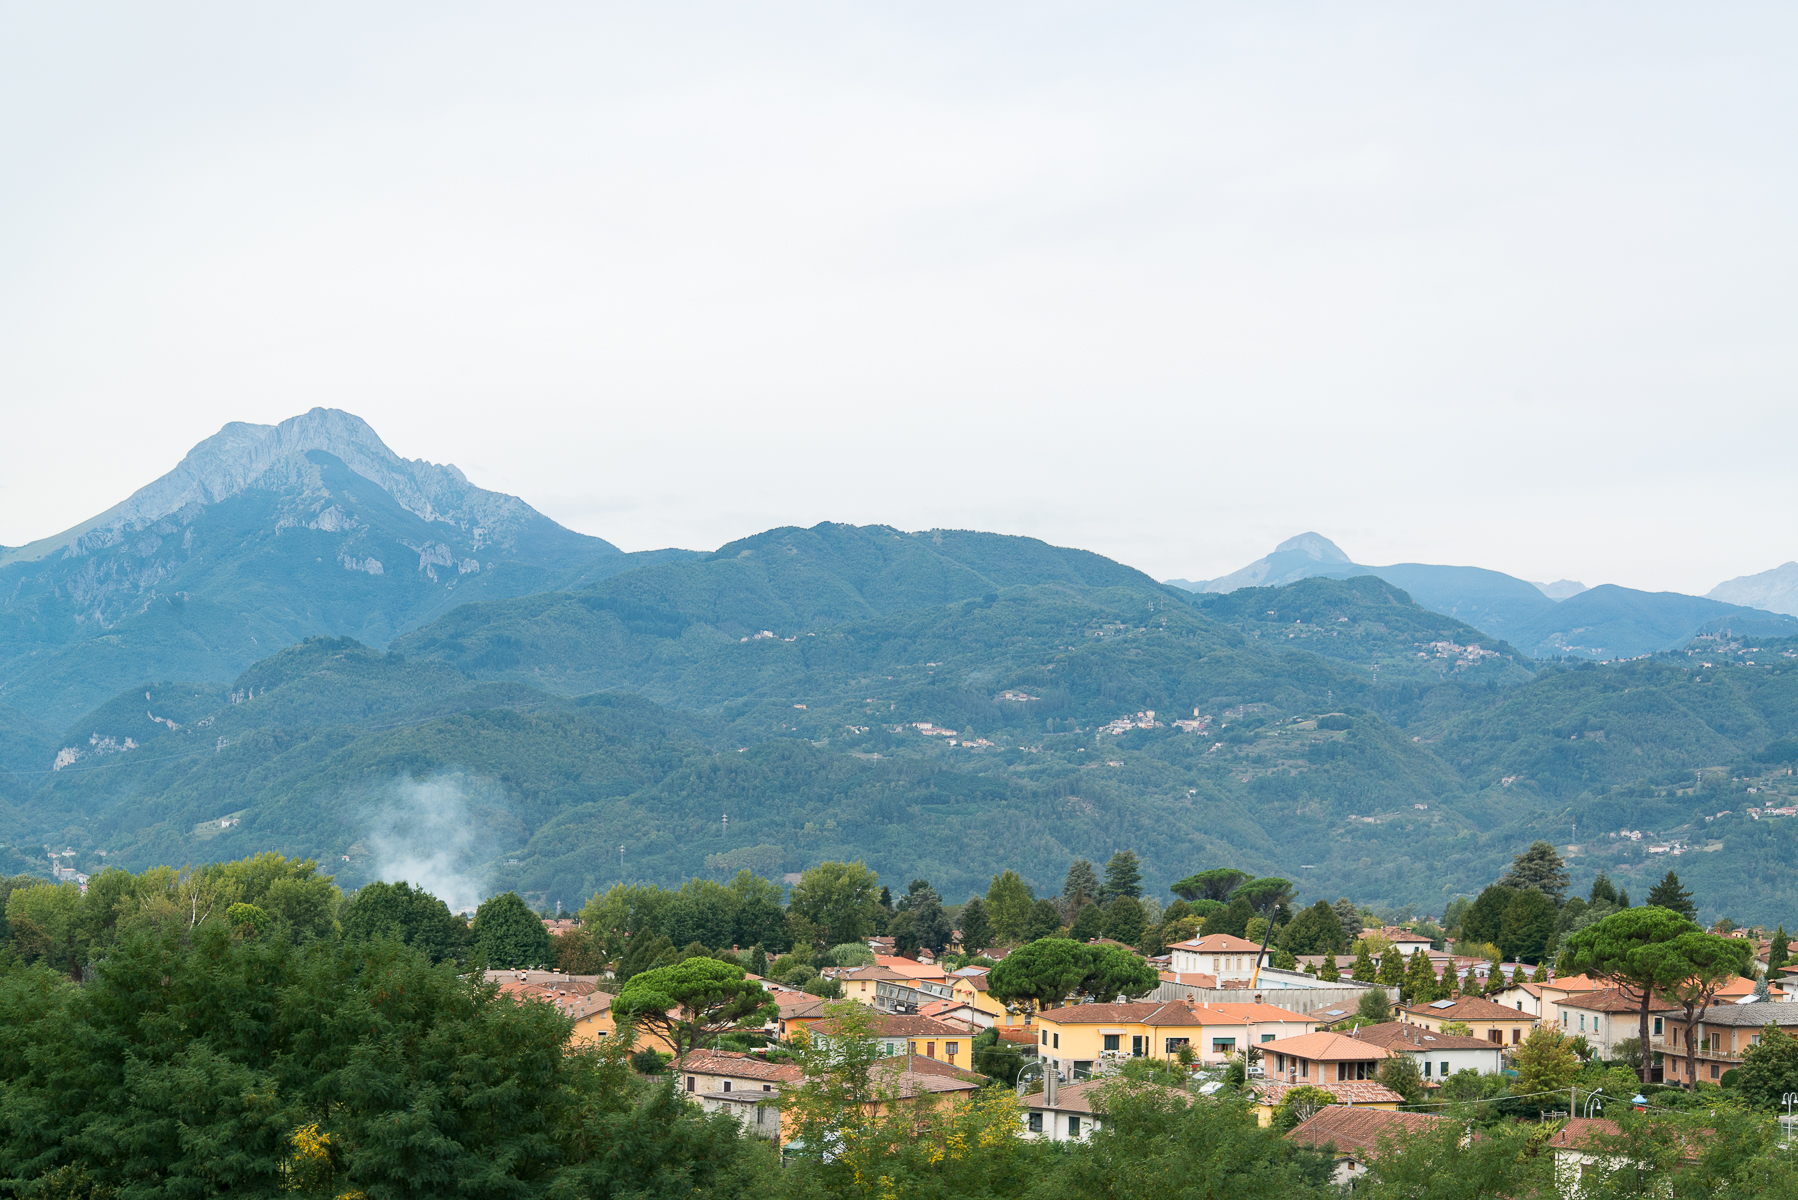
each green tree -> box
[1558,906,1703,1083]
[1201,897,1254,939]
[728,870,790,953]
[987,938,1157,1011]
[1646,869,1697,922]
[1062,858,1102,912]
[1358,987,1391,1022]
[1068,902,1104,941]
[957,895,992,952]
[1353,1121,1551,1199]
[612,956,777,1061]
[1497,840,1570,905]
[907,892,955,953]
[1438,961,1460,998]
[1101,896,1148,946]
[1377,1053,1423,1105]
[1274,947,1297,970]
[1735,1024,1798,1110]
[1460,884,1519,948]
[471,891,554,968]
[1377,948,1404,986]
[1657,930,1755,1089]
[1352,940,1376,982]
[985,869,1035,944]
[1100,850,1144,903]
[1771,924,1790,976]
[1026,898,1064,942]
[1318,953,1341,982]
[1590,872,1620,906]
[749,944,769,977]
[1281,900,1347,956]
[1333,898,1363,944]
[340,879,468,963]
[1498,889,1557,964]
[1401,949,1435,1004]
[787,861,881,949]
[1170,867,1249,904]
[1511,1026,1578,1106]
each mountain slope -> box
[0,410,661,724]
[1709,562,1798,617]
[1507,585,1798,660]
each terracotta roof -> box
[1498,981,1544,998]
[496,979,614,1020]
[1287,1104,1448,1156]
[1259,1031,1393,1062]
[997,1025,1039,1045]
[875,956,947,980]
[1545,1118,1621,1151]
[674,1049,804,1085]
[1254,1079,1405,1106]
[1158,970,1222,988]
[1169,934,1267,953]
[815,1012,965,1038]
[1399,995,1537,1022]
[778,995,827,1020]
[1346,1021,1508,1053]
[1558,988,1679,1014]
[1036,1001,1205,1027]
[1190,1000,1315,1024]
[872,1054,984,1097]
[839,965,912,982]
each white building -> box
[1167,934,1272,982]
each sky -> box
[1,3,1793,595]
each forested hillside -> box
[10,522,1798,923]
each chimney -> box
[1046,1069,1059,1108]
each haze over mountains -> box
[5,412,1798,925]
[1168,532,1798,660]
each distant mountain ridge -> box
[1710,562,1798,618]
[1169,534,1798,660]
[0,409,678,723]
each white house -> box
[1348,1020,1505,1080]
[1167,934,1272,982]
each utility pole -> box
[722,811,728,838]
[619,845,625,878]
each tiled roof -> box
[1169,934,1266,953]
[1259,1031,1394,1062]
[997,1025,1039,1045]
[872,1054,984,1096]
[1036,1001,1205,1027]
[1346,1021,1507,1053]
[815,1013,965,1038]
[778,995,827,1020]
[1189,1001,1315,1024]
[1158,971,1221,988]
[674,1049,804,1085]
[1667,1000,1798,1028]
[839,965,912,981]
[1286,1104,1448,1156]
[875,956,948,980]
[1399,995,1537,1022]
[1254,1079,1405,1106]
[1558,988,1678,1014]
[1545,1118,1622,1151]
[496,979,613,1020]
[1016,1077,1189,1116]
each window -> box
[1579,1015,1586,1031]
[763,1084,773,1091]
[1103,1035,1121,1052]
[1067,1116,1081,1137]
[1042,1030,1048,1045]
[1212,1038,1236,1053]
[1423,1061,1431,1077]
[686,1077,696,1093]
[722,1081,732,1092]
[1166,1037,1190,1055]
[1132,1035,1145,1057]
[1299,1060,1309,1078]
[1710,1063,1720,1080]
[1027,1113,1043,1134]
[946,1041,958,1058]
[1053,1033,1060,1049]
[1654,1018,1664,1037]
[1261,1033,1276,1043]
[1512,1029,1521,1045]
[1441,1062,1449,1077]
[926,1042,936,1058]
[1488,1030,1502,1044]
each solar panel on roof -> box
[1429,999,1456,1009]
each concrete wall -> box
[1151,972,1399,1015]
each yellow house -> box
[814,1013,972,1069]
[1033,999,1321,1077]
[948,970,1017,1026]
[837,964,913,1008]
[1397,995,1538,1048]
[493,977,680,1052]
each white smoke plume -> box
[362,773,511,915]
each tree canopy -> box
[612,957,777,1061]
[987,938,1158,1011]
[1558,906,1703,1082]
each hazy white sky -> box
[2,3,1793,594]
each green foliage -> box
[958,895,992,952]
[1281,900,1347,956]
[612,957,777,1060]
[472,891,555,968]
[1559,906,1704,1081]
[1377,948,1404,986]
[1511,1026,1579,1105]
[1647,869,1698,922]
[788,860,881,949]
[1099,850,1144,903]
[1498,887,1558,964]
[1061,858,1101,910]
[1358,988,1391,1021]
[1377,1053,1424,1105]
[1351,940,1376,982]
[1171,868,1249,904]
[224,902,268,936]
[987,938,1158,1011]
[1201,897,1254,939]
[1318,953,1341,982]
[986,870,1035,944]
[1497,840,1570,904]
[1352,1121,1550,1198]
[1068,902,1104,942]
[1771,924,1790,975]
[340,879,469,963]
[1734,1024,1798,1109]
[1101,896,1147,946]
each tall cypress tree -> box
[1646,870,1697,922]
[1319,953,1342,983]
[1378,948,1404,986]
[1770,925,1789,976]
[1439,961,1460,998]
[1401,949,1434,1005]
[1352,940,1376,982]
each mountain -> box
[0,409,691,725]
[1171,535,1798,660]
[1710,562,1798,618]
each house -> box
[875,955,948,984]
[1543,1117,1698,1193]
[1346,1020,1505,1080]
[1034,1001,1204,1077]
[1167,934,1272,982]
[1554,988,1679,1061]
[1397,995,1538,1048]
[812,1012,970,1068]
[1260,1030,1392,1085]
[490,973,629,1049]
[835,964,916,1010]
[1490,979,1546,1017]
[777,993,829,1040]
[1363,929,1436,959]
[675,1049,803,1141]
[1250,1079,1405,1127]
[1286,1105,1451,1187]
[948,968,1018,1028]
[1016,1075,1188,1142]
[1659,1000,1798,1086]
[915,998,980,1030]
[1187,1001,1322,1059]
